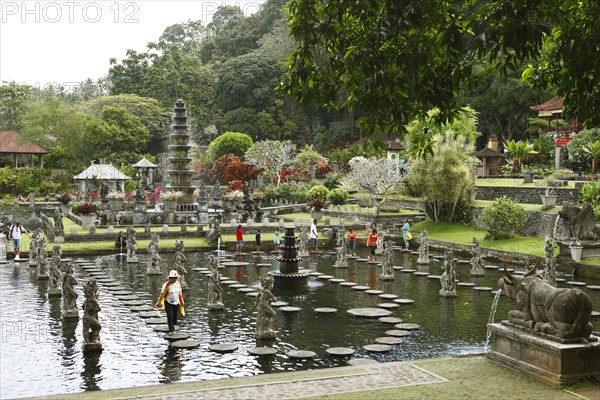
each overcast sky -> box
[0,1,265,89]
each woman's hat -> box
[168,270,180,278]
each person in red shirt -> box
[367,229,378,262]
[235,225,243,255]
[347,228,357,256]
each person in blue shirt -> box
[401,218,410,252]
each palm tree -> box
[582,140,600,173]
[504,139,537,173]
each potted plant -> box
[569,238,583,263]
[161,190,183,211]
[307,197,326,220]
[57,191,72,215]
[72,202,99,228]
[223,189,244,208]
[538,178,558,208]
[106,191,124,210]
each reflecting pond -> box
[1,248,599,398]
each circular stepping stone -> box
[473,286,493,291]
[106,286,128,292]
[314,307,337,314]
[287,350,316,359]
[567,281,586,287]
[279,306,301,312]
[457,282,476,287]
[248,347,277,356]
[317,275,334,280]
[339,282,357,287]
[356,258,369,262]
[122,299,147,306]
[111,290,133,296]
[386,329,412,337]
[221,280,238,285]
[393,266,404,270]
[591,311,600,319]
[210,343,238,353]
[229,284,248,289]
[413,272,429,276]
[329,278,345,283]
[363,344,391,353]
[145,317,168,325]
[365,289,384,295]
[171,340,200,349]
[245,292,260,298]
[483,265,500,270]
[378,303,399,309]
[138,311,159,318]
[221,261,250,267]
[379,317,404,324]
[256,263,271,267]
[588,285,600,291]
[394,323,421,330]
[116,295,139,301]
[100,282,121,287]
[401,269,416,273]
[237,287,256,293]
[219,276,230,281]
[457,259,471,264]
[347,308,392,318]
[375,337,404,345]
[379,294,399,300]
[154,325,179,333]
[427,275,441,280]
[271,301,289,307]
[194,267,209,272]
[555,278,566,283]
[131,305,154,312]
[326,347,355,356]
[352,285,371,291]
[309,272,323,276]
[163,332,190,341]
[347,255,359,259]
[394,298,415,305]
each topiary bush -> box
[481,196,526,240]
[207,132,253,161]
[306,184,330,201]
[327,188,349,205]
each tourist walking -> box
[401,218,411,252]
[347,228,357,256]
[8,221,29,261]
[367,229,378,262]
[255,229,262,252]
[235,225,243,255]
[273,228,280,254]
[155,270,185,333]
[309,219,318,252]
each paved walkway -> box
[27,356,599,400]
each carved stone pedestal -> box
[487,322,600,385]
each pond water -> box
[1,248,599,398]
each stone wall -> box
[471,208,568,239]
[475,182,584,204]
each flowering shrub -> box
[87,189,99,199]
[161,191,184,201]
[209,154,259,184]
[307,197,326,211]
[58,191,72,205]
[223,190,244,200]
[315,161,334,178]
[192,160,213,183]
[251,188,263,200]
[124,192,135,202]
[72,202,99,215]
[106,191,124,200]
[229,179,243,191]
[279,167,309,183]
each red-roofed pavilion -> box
[0,131,49,168]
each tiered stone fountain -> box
[271,226,309,288]
[166,99,195,205]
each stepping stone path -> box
[116,295,139,301]
[394,323,421,330]
[567,281,586,287]
[347,308,392,318]
[287,350,316,359]
[314,307,337,314]
[393,266,404,270]
[379,317,403,324]
[375,337,404,345]
[222,280,238,285]
[154,325,179,333]
[427,275,441,280]
[339,282,357,287]
[326,347,355,356]
[229,284,248,289]
[483,265,500,270]
[221,261,250,267]
[457,259,470,264]
[457,282,476,287]
[356,258,369,262]
[106,286,128,292]
[329,278,345,283]
[138,311,159,318]
[317,275,334,280]
[309,272,323,276]
[279,306,301,312]
[590,311,600,318]
[352,286,371,291]
[145,317,168,325]
[365,290,384,295]
[164,332,190,341]
[210,343,238,353]
[378,303,400,309]
[413,272,429,276]
[111,290,132,296]
[131,305,154,312]
[271,301,289,307]
[363,344,392,353]
[394,298,415,305]
[555,278,566,283]
[386,330,412,337]
[473,286,493,291]
[588,285,600,291]
[379,294,399,300]
[256,263,271,267]
[401,269,416,273]
[237,287,256,293]
[245,292,260,298]
[248,347,277,356]
[122,299,147,306]
[171,340,200,349]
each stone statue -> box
[173,240,188,289]
[135,182,144,202]
[37,242,49,280]
[416,229,430,264]
[439,250,457,297]
[115,231,126,254]
[543,239,556,286]
[147,233,161,275]
[375,224,384,255]
[255,274,276,339]
[48,246,63,296]
[126,227,138,263]
[62,263,79,319]
[82,278,103,352]
[334,228,348,268]
[297,226,309,257]
[499,267,593,341]
[100,181,109,200]
[207,255,224,310]
[380,241,395,280]
[53,208,64,238]
[28,230,40,267]
[559,202,596,240]
[206,217,221,244]
[470,237,485,276]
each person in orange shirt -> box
[367,229,378,262]
[347,228,357,256]
[235,225,243,255]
